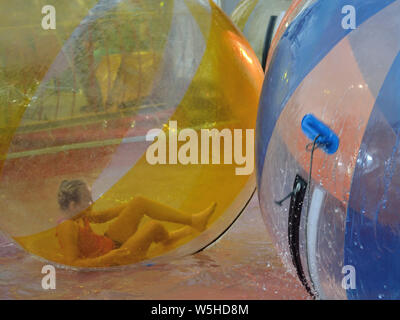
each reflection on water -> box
[0,195,308,300]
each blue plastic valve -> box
[301,114,339,154]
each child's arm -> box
[86,203,127,224]
[56,220,130,267]
[56,220,80,265]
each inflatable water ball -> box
[0,0,263,268]
[231,0,292,65]
[257,0,400,299]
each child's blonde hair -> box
[57,179,87,211]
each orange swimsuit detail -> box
[78,217,115,258]
[56,217,115,259]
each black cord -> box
[274,134,323,219]
[306,134,322,217]
[275,192,293,206]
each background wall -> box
[214,0,242,15]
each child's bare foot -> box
[162,226,193,247]
[191,202,217,232]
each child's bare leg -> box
[107,196,217,244]
[119,221,169,263]
[133,196,217,231]
[106,198,145,244]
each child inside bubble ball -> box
[56,180,216,267]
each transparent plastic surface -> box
[0,0,263,268]
[231,0,292,62]
[256,0,400,299]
